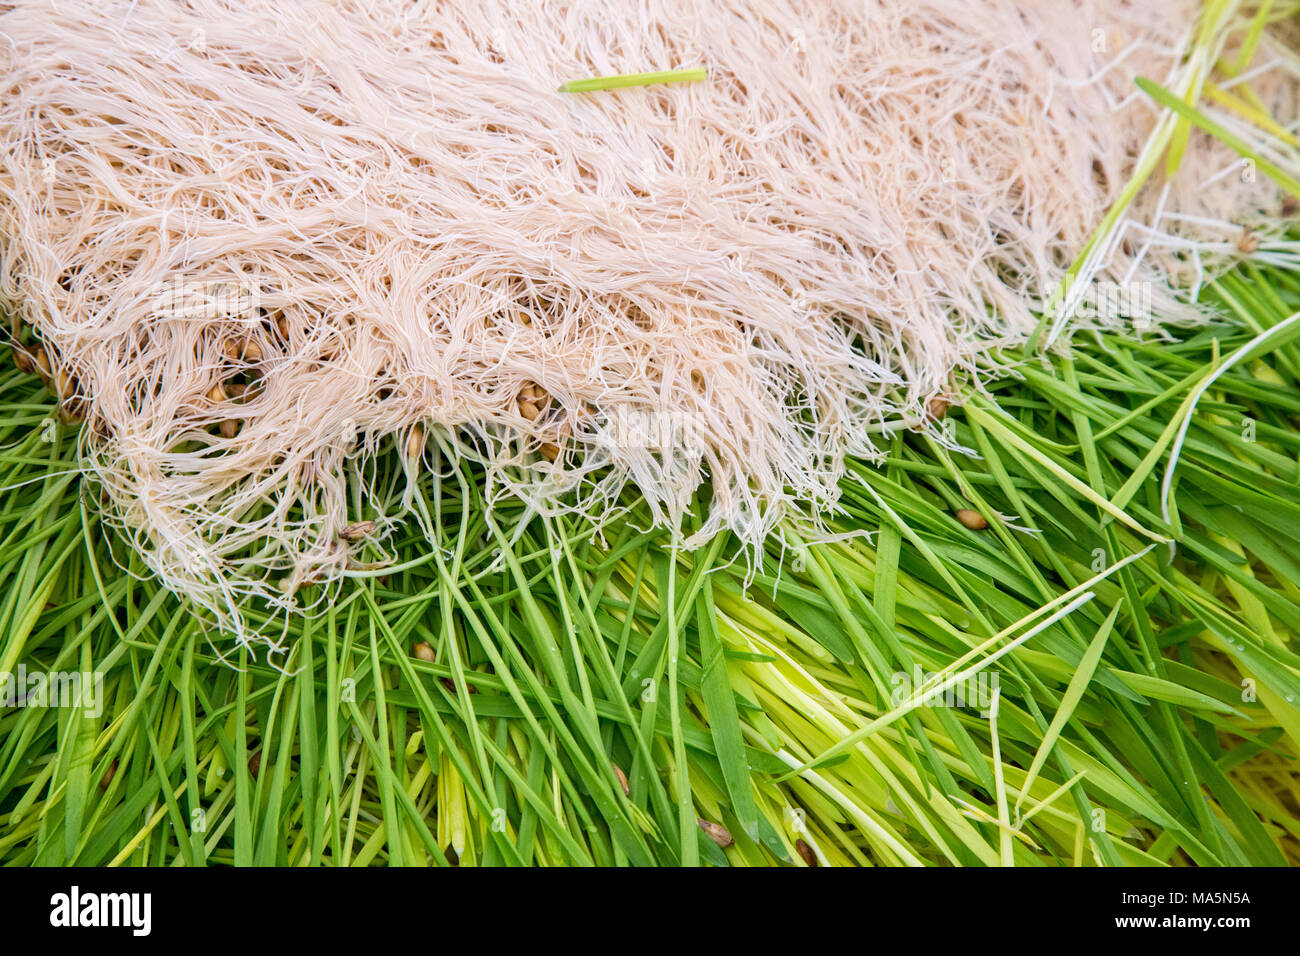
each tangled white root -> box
[0,0,1295,643]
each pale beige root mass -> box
[0,0,1295,642]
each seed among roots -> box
[1236,227,1259,254]
[340,520,375,541]
[955,508,988,530]
[60,398,86,424]
[219,419,238,439]
[225,336,262,362]
[406,423,425,461]
[537,416,571,462]
[32,345,51,379]
[12,344,35,375]
[206,382,228,404]
[926,396,951,421]
[1284,196,1299,217]
[698,819,734,848]
[518,381,548,403]
[612,763,630,796]
[53,368,74,400]
[517,381,552,421]
[795,838,819,866]
[52,368,85,422]
[413,641,435,662]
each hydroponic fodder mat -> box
[1,0,1300,870]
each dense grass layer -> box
[0,264,1298,865]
